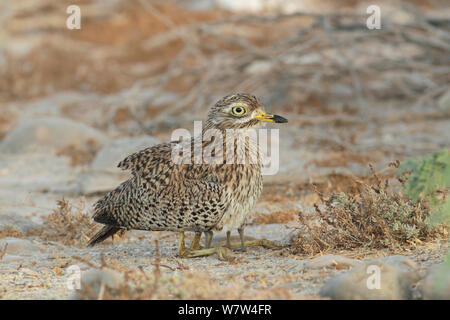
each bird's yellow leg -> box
[177,230,281,259]
[180,247,218,258]
[190,232,203,250]
[204,230,213,248]
[178,232,214,258]
[178,240,281,259]
[226,231,231,248]
[227,239,281,250]
[229,227,282,251]
[177,232,189,257]
[238,227,246,252]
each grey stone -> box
[0,189,57,224]
[420,262,450,300]
[80,135,160,194]
[438,90,450,110]
[152,92,178,107]
[243,223,293,245]
[319,258,421,300]
[306,255,361,270]
[245,60,273,75]
[79,171,129,195]
[0,254,23,263]
[90,136,160,173]
[0,153,81,193]
[68,269,125,300]
[0,213,41,233]
[379,255,418,272]
[0,118,107,154]
[23,92,97,116]
[0,238,39,256]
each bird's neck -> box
[194,128,261,166]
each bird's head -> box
[204,93,288,131]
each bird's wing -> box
[117,142,173,177]
[92,174,229,231]
[93,140,230,230]
[117,138,216,181]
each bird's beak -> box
[253,111,288,123]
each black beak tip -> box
[273,115,288,123]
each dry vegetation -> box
[290,163,448,256]
[0,226,26,239]
[72,245,310,300]
[0,243,7,260]
[37,198,97,246]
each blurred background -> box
[0,0,449,217]
[0,0,449,233]
[0,0,449,300]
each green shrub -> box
[398,149,450,226]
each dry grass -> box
[260,173,395,203]
[106,270,298,300]
[290,164,448,256]
[0,243,8,260]
[0,226,26,239]
[37,198,96,246]
[72,244,314,300]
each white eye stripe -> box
[229,102,248,109]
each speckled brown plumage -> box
[87,94,287,254]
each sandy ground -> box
[0,230,447,299]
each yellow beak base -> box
[254,112,288,123]
[254,112,274,122]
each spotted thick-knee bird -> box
[87,93,287,257]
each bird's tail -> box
[87,225,121,247]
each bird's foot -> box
[179,246,235,261]
[227,239,282,251]
[177,246,192,258]
[216,247,234,261]
[251,239,281,249]
[177,246,218,259]
[177,237,282,259]
[204,231,213,249]
[190,243,203,250]
[177,232,222,258]
[226,231,231,249]
[190,232,203,250]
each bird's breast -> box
[214,163,263,232]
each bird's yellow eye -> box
[231,105,247,116]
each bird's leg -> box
[177,232,189,257]
[226,231,231,248]
[228,227,282,251]
[177,231,216,258]
[190,232,203,250]
[176,231,229,259]
[238,227,246,252]
[204,230,213,248]
[177,230,282,259]
[226,239,281,250]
